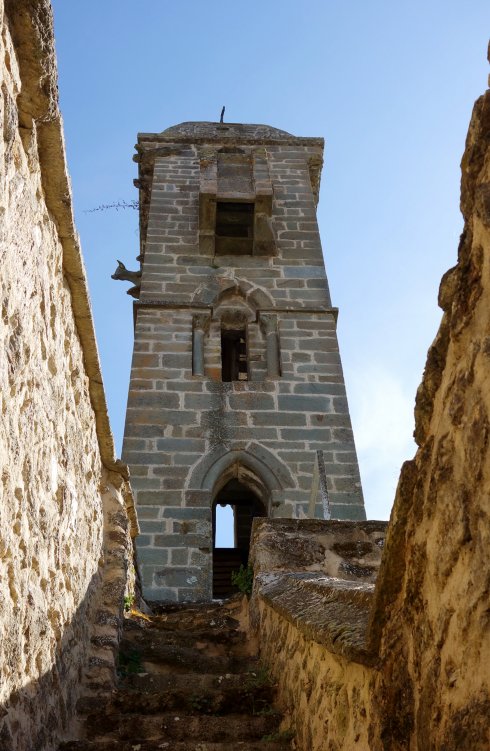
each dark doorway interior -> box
[215,201,254,255]
[212,479,266,598]
[221,328,248,382]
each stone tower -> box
[123,121,365,602]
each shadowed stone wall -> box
[0,3,136,748]
[123,122,365,602]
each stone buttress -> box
[122,121,366,601]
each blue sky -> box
[51,1,489,521]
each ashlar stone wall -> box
[0,3,136,749]
[124,122,365,602]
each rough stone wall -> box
[250,519,387,750]
[250,518,387,582]
[252,67,490,751]
[259,603,374,750]
[367,67,490,751]
[0,3,136,749]
[124,123,365,602]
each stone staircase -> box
[60,596,292,751]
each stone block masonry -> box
[124,121,365,602]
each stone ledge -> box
[256,572,377,666]
[138,133,325,148]
[250,519,389,668]
[134,300,338,313]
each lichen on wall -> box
[0,2,135,749]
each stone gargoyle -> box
[111,259,142,299]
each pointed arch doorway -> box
[212,479,267,598]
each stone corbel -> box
[259,313,281,377]
[199,150,217,256]
[308,153,323,206]
[192,313,211,376]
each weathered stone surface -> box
[0,3,135,749]
[250,518,387,581]
[62,597,291,749]
[249,520,386,748]
[257,573,376,665]
[61,743,289,751]
[257,598,373,751]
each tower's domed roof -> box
[160,122,294,140]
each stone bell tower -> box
[121,121,366,602]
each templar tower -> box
[121,121,366,602]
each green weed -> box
[190,694,212,713]
[242,665,276,716]
[231,564,254,595]
[123,593,134,612]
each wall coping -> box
[257,572,378,667]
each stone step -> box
[122,615,246,656]
[138,615,242,632]
[118,598,253,674]
[119,671,266,696]
[61,599,292,751]
[118,638,243,675]
[84,712,281,742]
[140,595,249,637]
[143,596,245,630]
[60,740,291,751]
[78,672,276,716]
[122,626,245,652]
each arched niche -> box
[186,446,295,597]
[192,279,280,381]
[213,290,254,382]
[192,276,274,312]
[211,278,274,313]
[188,443,294,501]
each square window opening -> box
[215,202,254,255]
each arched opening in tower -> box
[212,479,266,598]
